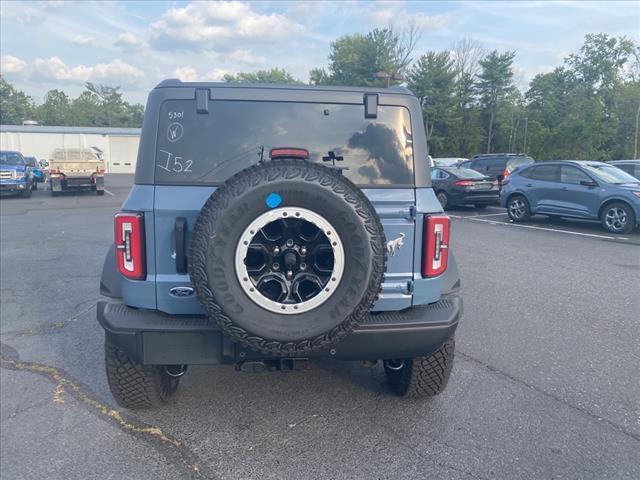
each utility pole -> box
[634,102,640,159]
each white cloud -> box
[72,34,94,45]
[1,55,27,74]
[0,0,64,26]
[367,5,449,30]
[92,59,145,81]
[230,49,265,65]
[172,66,199,82]
[33,57,93,81]
[114,32,144,50]
[172,66,229,82]
[31,57,144,84]
[149,1,303,51]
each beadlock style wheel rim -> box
[235,207,345,314]
[604,207,628,231]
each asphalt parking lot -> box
[1,174,639,480]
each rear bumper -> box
[97,295,462,364]
[50,175,104,191]
[449,191,499,205]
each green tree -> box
[126,103,145,128]
[525,34,639,160]
[476,50,517,153]
[70,90,101,126]
[85,83,130,127]
[406,51,456,156]
[0,76,35,125]
[311,26,418,87]
[36,89,71,126]
[223,68,302,84]
[567,33,635,93]
[450,38,485,156]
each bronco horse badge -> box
[386,233,405,256]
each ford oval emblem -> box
[169,286,195,298]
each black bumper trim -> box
[97,296,461,364]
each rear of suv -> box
[98,81,463,408]
[460,153,534,184]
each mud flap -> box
[50,178,63,192]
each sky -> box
[1,0,639,105]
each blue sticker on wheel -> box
[266,193,282,208]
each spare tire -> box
[189,159,386,355]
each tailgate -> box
[152,186,417,315]
[50,160,103,176]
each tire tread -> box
[386,337,455,398]
[105,340,179,409]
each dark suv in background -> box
[609,160,640,180]
[459,153,534,183]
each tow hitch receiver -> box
[236,358,309,373]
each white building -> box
[0,125,141,174]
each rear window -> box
[506,157,534,170]
[155,100,414,186]
[523,164,559,182]
[443,167,485,179]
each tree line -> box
[0,81,144,129]
[1,30,638,160]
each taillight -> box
[115,212,145,280]
[502,169,510,179]
[270,148,310,159]
[454,180,474,187]
[422,215,450,277]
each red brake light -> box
[115,212,145,280]
[454,180,474,187]
[502,169,510,178]
[270,148,310,159]
[422,215,450,277]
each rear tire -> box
[507,195,531,222]
[21,186,32,198]
[105,340,181,409]
[600,202,635,234]
[384,337,455,398]
[436,191,449,210]
[97,190,105,196]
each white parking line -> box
[104,189,115,196]
[466,212,507,217]
[450,215,630,240]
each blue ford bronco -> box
[98,80,462,408]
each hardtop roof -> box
[154,79,414,96]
